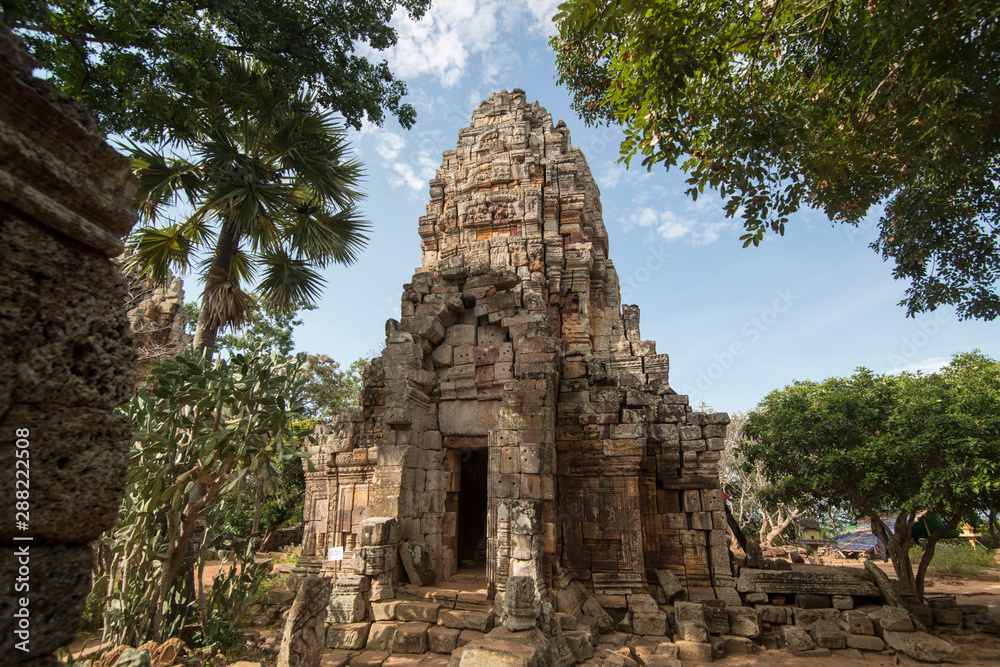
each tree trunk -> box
[914,510,967,600]
[192,221,241,353]
[759,505,801,549]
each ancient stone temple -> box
[300,90,732,624]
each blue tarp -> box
[832,529,881,555]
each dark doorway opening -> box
[457,449,488,565]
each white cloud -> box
[621,206,735,245]
[890,356,950,374]
[369,129,440,193]
[382,1,557,88]
[374,132,406,161]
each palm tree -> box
[125,61,369,352]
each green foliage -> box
[193,539,264,652]
[553,0,1000,320]
[97,346,311,645]
[301,355,366,419]
[124,60,369,349]
[740,351,1000,598]
[910,541,997,577]
[3,0,430,139]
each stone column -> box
[0,25,137,666]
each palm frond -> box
[284,205,371,266]
[125,224,194,285]
[257,249,326,311]
[123,144,203,222]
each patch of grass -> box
[274,545,301,565]
[911,540,997,577]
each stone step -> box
[395,584,494,613]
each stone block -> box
[721,635,753,656]
[782,626,815,654]
[839,610,874,635]
[358,516,400,547]
[726,607,761,638]
[439,609,495,632]
[581,597,614,631]
[675,640,713,663]
[396,601,441,623]
[455,639,542,667]
[846,634,884,651]
[326,622,370,650]
[756,605,793,625]
[931,607,963,626]
[627,594,660,614]
[351,545,397,576]
[633,611,668,636]
[831,594,854,610]
[347,652,389,667]
[794,593,830,609]
[563,630,594,662]
[809,620,846,649]
[366,622,400,651]
[428,626,461,654]
[869,606,914,634]
[793,608,841,626]
[391,622,431,654]
[371,601,399,621]
[398,541,437,586]
[327,593,365,624]
[457,630,486,647]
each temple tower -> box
[301,90,733,613]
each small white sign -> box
[327,546,344,561]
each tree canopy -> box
[2,0,430,139]
[126,61,369,351]
[739,351,1000,599]
[553,0,1000,320]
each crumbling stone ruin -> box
[0,24,137,667]
[123,266,188,379]
[297,90,734,662]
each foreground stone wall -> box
[0,26,137,666]
[301,91,731,616]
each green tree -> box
[126,61,368,352]
[553,0,1000,320]
[99,347,311,644]
[740,352,1000,599]
[301,356,367,419]
[2,0,430,139]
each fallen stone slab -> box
[865,560,905,607]
[737,566,879,596]
[882,630,958,663]
[398,541,437,586]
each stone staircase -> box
[324,580,498,666]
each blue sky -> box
[286,1,996,415]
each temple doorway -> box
[457,449,488,567]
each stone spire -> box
[300,91,733,658]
